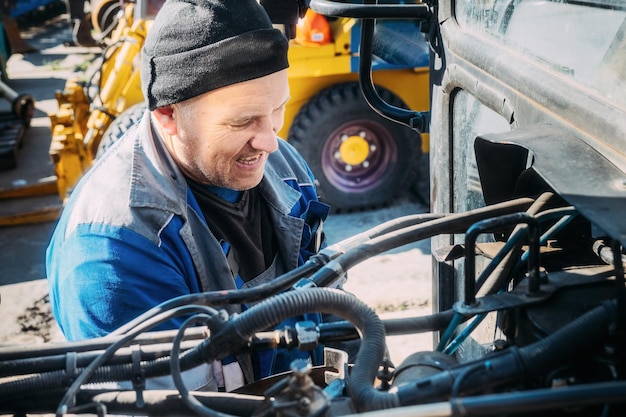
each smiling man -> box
[46,0,330,392]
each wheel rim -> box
[321,119,397,193]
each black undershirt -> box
[187,179,278,283]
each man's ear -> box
[153,106,178,135]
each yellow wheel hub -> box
[339,134,370,166]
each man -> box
[46,0,330,391]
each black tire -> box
[91,0,121,40]
[96,102,147,158]
[288,82,422,212]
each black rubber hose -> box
[111,256,327,335]
[463,212,541,305]
[186,287,399,412]
[357,213,444,239]
[4,389,264,416]
[0,340,200,378]
[0,357,173,400]
[318,309,456,342]
[0,200,532,405]
[0,327,205,361]
[382,310,457,336]
[451,381,626,416]
[517,300,617,381]
[475,192,555,298]
[0,215,445,392]
[111,214,443,337]
[14,289,609,407]
[396,301,617,405]
[469,299,615,390]
[90,389,264,417]
[0,370,67,400]
[323,212,443,253]
[382,381,626,417]
[1,306,215,404]
[310,198,534,287]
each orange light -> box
[295,9,331,46]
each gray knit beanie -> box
[141,0,289,110]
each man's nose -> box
[250,117,280,153]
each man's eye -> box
[230,119,252,129]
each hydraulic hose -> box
[395,300,617,405]
[323,213,443,255]
[0,326,206,362]
[382,310,456,335]
[475,191,555,298]
[52,304,220,415]
[6,389,265,417]
[112,213,443,337]
[518,300,617,381]
[318,309,456,342]
[0,305,215,402]
[348,381,626,417]
[0,339,200,378]
[111,256,327,335]
[309,197,534,287]
[463,212,541,305]
[0,213,448,403]
[450,381,626,416]
[89,389,264,417]
[0,358,168,401]
[4,288,396,412]
[184,287,398,412]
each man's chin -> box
[231,177,263,191]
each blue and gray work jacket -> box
[46,112,330,387]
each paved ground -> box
[0,15,99,284]
[0,14,101,347]
[0,15,434,369]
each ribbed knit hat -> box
[141,0,289,110]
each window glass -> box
[456,0,626,109]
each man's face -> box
[163,69,289,190]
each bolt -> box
[290,358,312,378]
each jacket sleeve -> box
[46,220,201,341]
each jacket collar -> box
[128,112,188,216]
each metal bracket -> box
[130,344,145,409]
[309,0,436,132]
